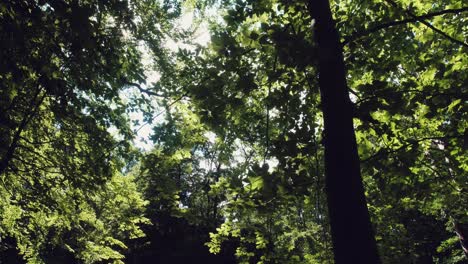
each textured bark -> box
[307,0,381,262]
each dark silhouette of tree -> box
[307,0,380,262]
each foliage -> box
[1,0,467,263]
[0,0,177,262]
[154,1,335,262]
[128,103,237,262]
[152,0,467,262]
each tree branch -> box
[0,86,46,175]
[343,6,468,46]
[361,135,463,163]
[133,90,190,135]
[385,0,468,48]
[125,82,168,97]
[263,54,277,164]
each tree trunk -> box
[307,0,381,262]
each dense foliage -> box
[1,0,467,263]
[0,0,176,262]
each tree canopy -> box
[1,0,467,263]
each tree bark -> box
[307,0,381,262]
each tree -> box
[157,1,336,262]
[0,0,178,262]
[154,0,467,262]
[306,0,379,262]
[128,103,237,263]
[2,0,467,262]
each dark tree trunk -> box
[307,0,380,262]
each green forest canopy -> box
[0,0,466,263]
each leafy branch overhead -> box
[1,0,467,263]
[343,6,468,46]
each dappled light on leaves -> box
[1,0,467,263]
